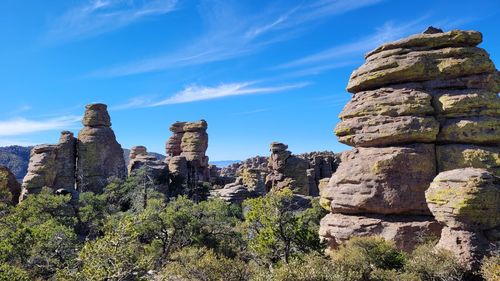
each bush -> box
[405,241,466,281]
[329,237,407,281]
[0,264,30,281]
[481,255,500,281]
[160,247,249,281]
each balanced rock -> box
[426,168,499,270]
[212,178,259,204]
[165,120,209,183]
[0,166,21,205]
[77,104,126,193]
[265,142,314,195]
[320,28,500,256]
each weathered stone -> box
[166,120,210,183]
[265,142,313,195]
[433,89,500,117]
[0,166,21,205]
[326,144,436,215]
[366,29,482,58]
[340,88,434,118]
[335,115,439,147]
[21,144,57,198]
[82,103,111,127]
[437,116,500,144]
[436,227,493,271]
[437,144,500,176]
[426,168,500,230]
[318,178,332,211]
[348,47,495,93]
[54,131,76,190]
[168,156,188,178]
[319,213,442,252]
[77,104,126,193]
[212,178,259,204]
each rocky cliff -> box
[320,27,500,265]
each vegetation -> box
[0,171,491,280]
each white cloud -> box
[113,81,310,109]
[44,0,178,43]
[91,0,384,77]
[277,16,431,70]
[0,116,81,137]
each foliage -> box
[404,241,466,281]
[0,264,30,281]
[329,237,408,281]
[0,145,32,181]
[480,255,500,281]
[160,247,249,281]
[243,189,326,265]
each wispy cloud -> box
[44,0,178,44]
[113,81,310,109]
[277,16,431,71]
[0,116,81,136]
[91,0,383,77]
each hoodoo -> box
[320,27,500,265]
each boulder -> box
[426,168,500,230]
[0,166,21,205]
[348,46,495,93]
[339,88,434,118]
[436,144,500,176]
[319,213,442,252]
[432,89,500,118]
[212,178,258,204]
[82,103,111,127]
[335,115,439,147]
[327,144,436,215]
[437,116,500,144]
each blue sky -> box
[0,0,499,160]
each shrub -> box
[160,247,249,281]
[405,241,466,281]
[329,237,407,281]
[0,264,30,281]
[481,255,500,281]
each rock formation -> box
[21,103,126,198]
[165,120,210,183]
[77,104,127,193]
[128,146,169,194]
[0,166,21,205]
[265,142,314,196]
[426,168,499,270]
[320,28,500,256]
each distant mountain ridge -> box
[209,160,241,168]
[0,146,166,181]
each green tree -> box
[243,189,326,265]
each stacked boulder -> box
[165,120,210,183]
[21,104,126,198]
[320,28,500,255]
[426,168,499,270]
[128,146,169,193]
[265,142,315,196]
[77,104,127,193]
[0,166,21,205]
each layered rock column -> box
[77,104,126,193]
[265,142,314,196]
[320,28,500,253]
[165,120,210,183]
